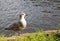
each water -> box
[0,0,60,35]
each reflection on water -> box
[0,0,60,35]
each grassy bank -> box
[0,30,60,41]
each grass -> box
[0,30,60,41]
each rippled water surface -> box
[0,0,60,35]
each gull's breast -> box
[20,19,27,28]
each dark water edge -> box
[0,0,60,35]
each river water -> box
[0,0,60,35]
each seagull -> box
[5,12,27,35]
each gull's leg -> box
[19,31,21,36]
[17,31,21,36]
[14,31,19,36]
[15,31,21,36]
[15,32,18,36]
[15,32,20,38]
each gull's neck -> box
[19,16,26,23]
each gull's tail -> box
[5,28,10,30]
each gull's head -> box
[19,12,27,19]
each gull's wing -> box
[5,21,23,31]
